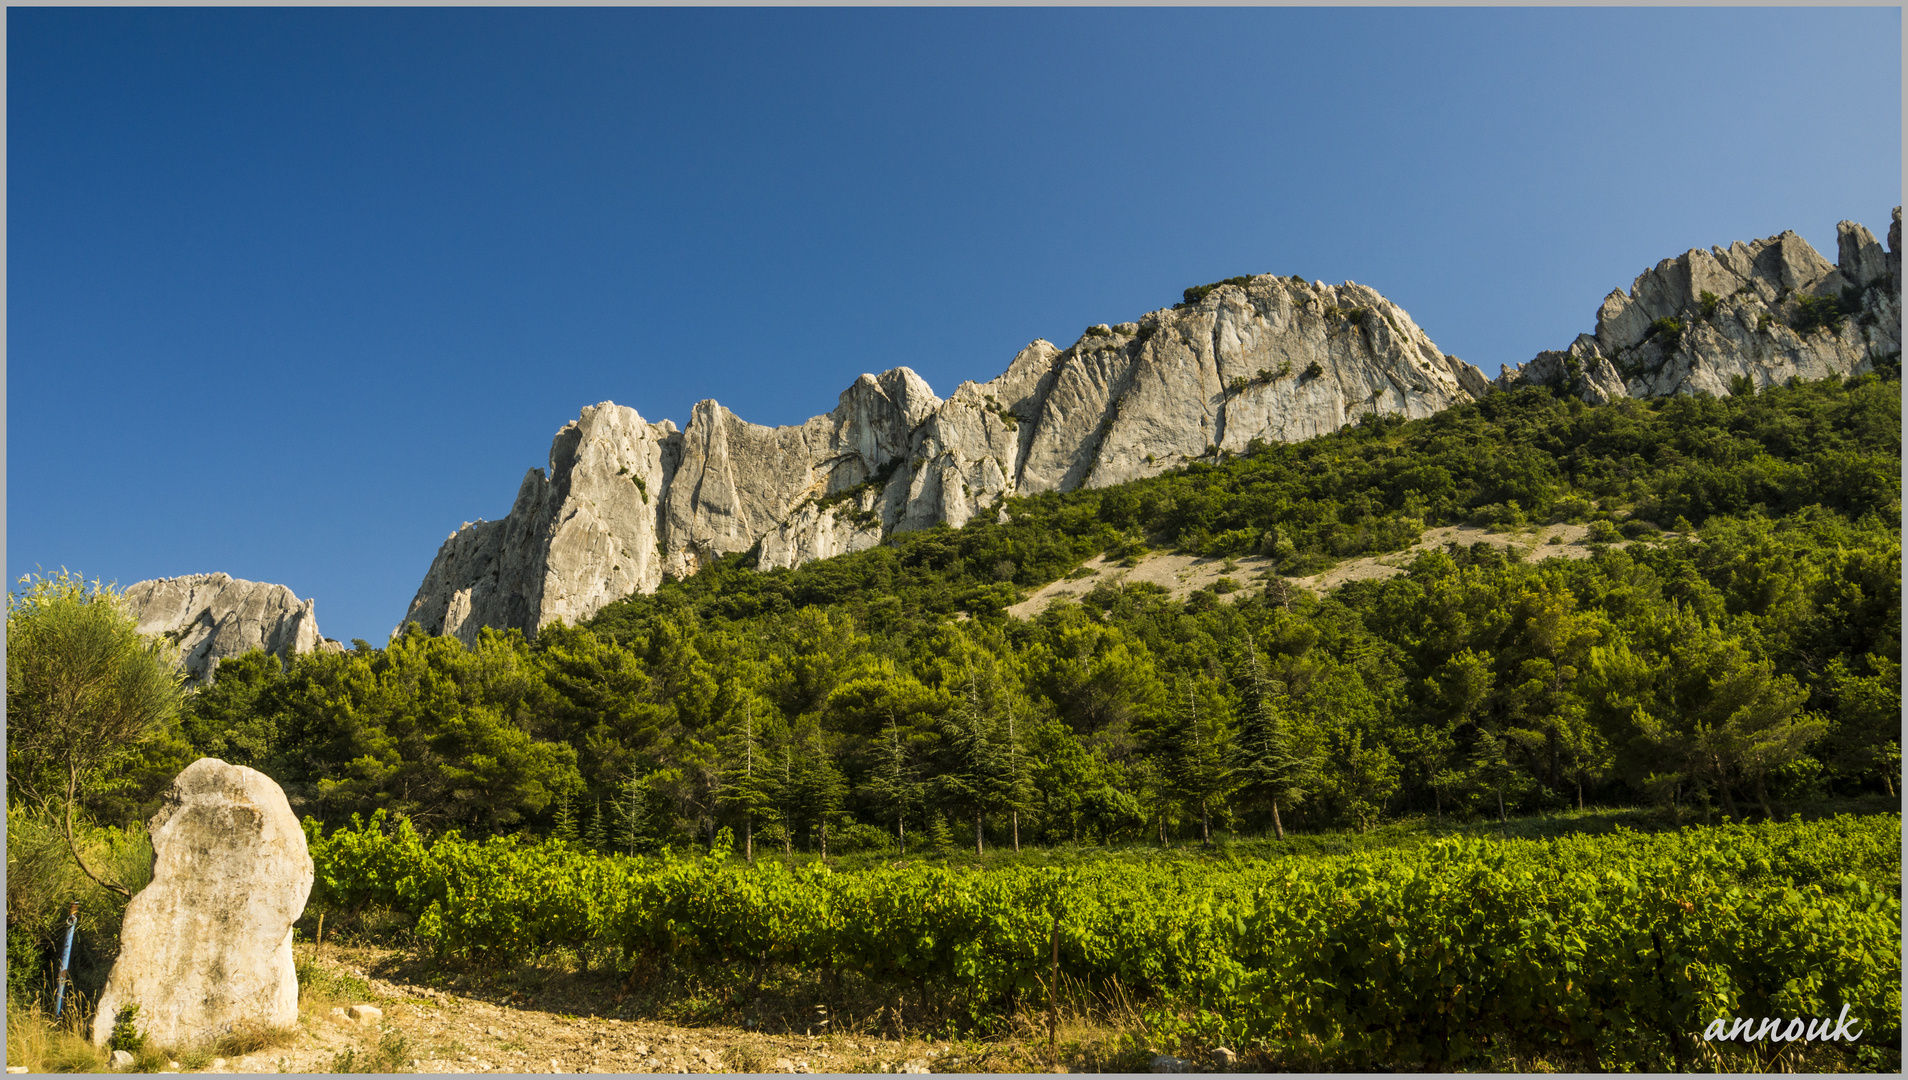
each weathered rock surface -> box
[92,759,314,1050]
[404,277,1489,638]
[1500,210,1901,402]
[398,404,684,646]
[123,573,343,682]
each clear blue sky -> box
[9,7,1901,646]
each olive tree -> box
[7,571,182,898]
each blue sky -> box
[9,7,1901,646]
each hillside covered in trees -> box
[89,374,1902,853]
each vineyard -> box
[306,811,1901,1070]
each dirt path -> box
[199,947,949,1075]
[1007,522,1602,619]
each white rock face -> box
[402,274,1492,639]
[1500,211,1901,402]
[664,368,940,578]
[122,574,342,682]
[92,759,313,1050]
[399,403,682,646]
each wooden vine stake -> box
[1047,908,1060,1050]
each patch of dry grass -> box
[293,948,375,1022]
[718,1040,772,1071]
[4,991,307,1074]
[210,1018,300,1058]
[5,993,109,1073]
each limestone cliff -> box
[404,213,1901,640]
[123,573,343,681]
[402,274,1490,638]
[1499,210,1901,402]
[398,404,681,646]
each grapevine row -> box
[306,813,1900,1068]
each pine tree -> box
[612,768,650,855]
[1334,729,1402,833]
[1230,639,1316,839]
[794,730,846,857]
[717,699,779,863]
[936,671,1006,855]
[1000,702,1035,852]
[867,709,921,854]
[584,799,606,852]
[1468,728,1524,824]
[1167,681,1230,845]
[1122,754,1172,847]
[777,745,796,854]
[552,789,578,844]
[925,811,953,851]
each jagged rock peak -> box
[398,401,681,647]
[1500,211,1902,403]
[402,273,1489,640]
[124,573,343,682]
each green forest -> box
[37,373,1899,855]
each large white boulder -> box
[91,759,314,1049]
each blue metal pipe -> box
[52,902,78,1018]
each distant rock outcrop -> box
[123,573,342,681]
[92,758,312,1049]
[1499,210,1901,402]
[402,276,1490,641]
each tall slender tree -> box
[718,699,778,862]
[1000,701,1036,852]
[584,799,607,851]
[612,767,651,855]
[1230,639,1316,839]
[777,743,797,854]
[1467,728,1522,824]
[866,708,921,853]
[552,788,578,843]
[784,723,846,855]
[936,671,1006,855]
[806,744,847,857]
[1167,681,1230,846]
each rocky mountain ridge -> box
[1500,210,1900,402]
[403,275,1491,643]
[403,212,1901,643]
[124,573,343,681]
